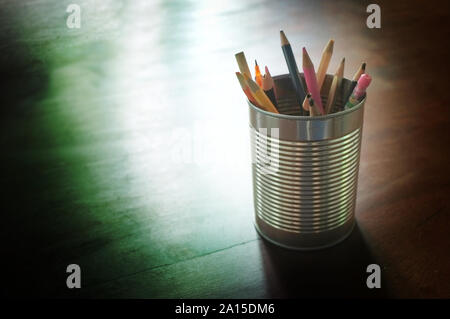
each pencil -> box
[345,73,371,109]
[302,47,325,115]
[280,30,306,114]
[235,51,252,79]
[247,77,279,114]
[308,96,321,116]
[262,66,277,107]
[302,93,312,112]
[324,57,345,114]
[236,72,260,107]
[316,39,334,91]
[264,66,277,97]
[352,62,366,82]
[254,60,263,87]
[344,62,366,105]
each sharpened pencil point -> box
[351,61,365,81]
[280,30,289,46]
[325,39,334,52]
[302,47,313,68]
[335,58,345,77]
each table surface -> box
[1,0,449,298]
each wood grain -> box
[0,0,449,298]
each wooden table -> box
[1,0,449,298]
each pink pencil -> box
[302,47,325,115]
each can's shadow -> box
[258,222,388,298]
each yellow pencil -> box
[316,39,334,91]
[235,51,252,79]
[236,72,260,107]
[352,62,366,82]
[246,76,279,114]
[325,58,345,114]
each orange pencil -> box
[254,60,263,87]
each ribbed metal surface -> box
[248,74,365,250]
[251,127,361,234]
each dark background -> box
[1,0,449,298]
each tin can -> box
[249,73,365,250]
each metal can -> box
[248,74,365,250]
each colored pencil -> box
[324,57,345,114]
[246,77,279,114]
[264,66,277,97]
[302,47,325,115]
[262,66,277,107]
[353,62,366,82]
[344,62,366,105]
[308,96,321,116]
[235,51,252,79]
[302,93,312,112]
[236,72,260,107]
[345,73,371,109]
[316,39,334,91]
[254,60,263,87]
[280,30,306,114]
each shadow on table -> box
[258,222,388,298]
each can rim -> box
[248,74,366,121]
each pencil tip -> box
[255,59,258,66]
[280,30,289,45]
[362,62,366,70]
[326,39,334,51]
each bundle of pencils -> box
[235,31,371,116]
[235,52,279,114]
